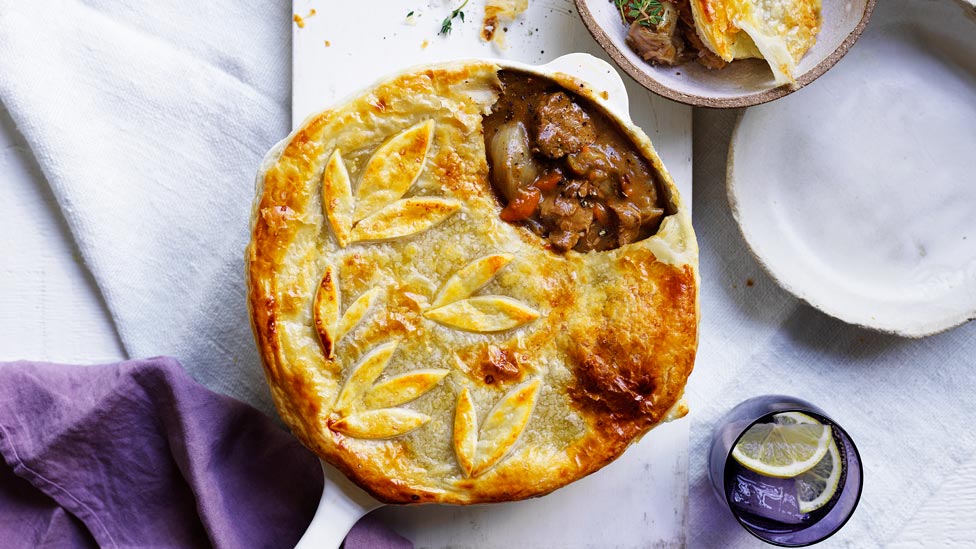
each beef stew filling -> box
[484,70,672,253]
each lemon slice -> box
[773,411,820,425]
[796,438,843,513]
[732,421,833,478]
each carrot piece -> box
[500,187,541,222]
[533,170,562,192]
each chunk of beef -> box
[533,92,597,159]
[626,22,683,66]
[620,172,664,225]
[538,189,594,252]
[624,2,686,66]
[579,223,616,252]
[674,0,695,28]
[566,143,622,182]
[548,229,580,252]
[682,25,728,70]
[608,199,643,246]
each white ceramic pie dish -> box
[728,0,976,337]
[575,0,875,108]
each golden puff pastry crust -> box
[246,61,699,504]
[691,0,822,84]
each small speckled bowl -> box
[574,0,876,108]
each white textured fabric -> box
[2,1,975,547]
[0,0,290,412]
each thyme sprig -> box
[613,0,665,28]
[439,0,469,35]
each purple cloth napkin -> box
[0,357,412,549]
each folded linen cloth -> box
[0,358,410,549]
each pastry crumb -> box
[421,39,429,49]
[482,0,528,48]
[325,40,331,47]
[293,9,317,28]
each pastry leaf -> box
[353,120,436,222]
[313,264,341,359]
[424,296,539,332]
[470,379,541,477]
[322,149,354,247]
[334,341,398,414]
[364,369,450,409]
[350,197,460,243]
[331,409,431,439]
[337,287,381,341]
[430,254,514,309]
[453,388,478,477]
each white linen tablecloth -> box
[2,1,974,546]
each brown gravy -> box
[483,70,673,253]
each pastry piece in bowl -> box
[246,60,698,504]
[690,0,822,84]
[578,0,872,107]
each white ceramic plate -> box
[576,0,874,108]
[728,0,976,337]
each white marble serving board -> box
[291,1,691,546]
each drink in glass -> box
[708,395,863,546]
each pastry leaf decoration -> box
[334,341,399,414]
[321,150,354,248]
[313,265,381,359]
[322,120,459,246]
[453,388,479,476]
[430,253,514,309]
[349,197,460,243]
[354,119,435,222]
[425,296,539,332]
[453,379,542,477]
[424,255,540,332]
[338,288,381,339]
[332,409,431,439]
[364,369,451,409]
[331,341,449,439]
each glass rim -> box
[722,407,864,548]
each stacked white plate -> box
[728,0,976,337]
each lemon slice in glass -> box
[773,411,820,425]
[731,420,833,478]
[796,438,843,513]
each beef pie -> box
[246,61,699,504]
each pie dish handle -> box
[294,460,382,549]
[539,53,631,115]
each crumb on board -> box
[482,0,528,48]
[325,40,331,47]
[746,278,755,287]
[421,39,430,49]
[293,9,317,29]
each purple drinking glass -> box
[708,395,863,546]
